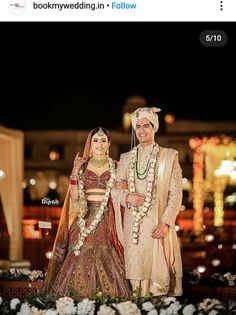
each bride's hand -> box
[71,153,87,175]
[70,184,79,201]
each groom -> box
[112,107,183,297]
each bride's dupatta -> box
[41,130,93,294]
[41,189,70,294]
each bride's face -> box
[91,132,109,157]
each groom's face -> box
[135,118,155,146]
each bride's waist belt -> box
[86,191,105,196]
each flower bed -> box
[0,269,236,314]
[0,293,235,315]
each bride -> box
[41,127,131,298]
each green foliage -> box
[25,292,56,310]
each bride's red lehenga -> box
[41,168,131,299]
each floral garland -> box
[128,144,159,244]
[73,157,116,256]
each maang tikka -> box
[98,128,105,137]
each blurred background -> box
[0,22,236,276]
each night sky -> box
[1,22,236,131]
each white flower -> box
[198,298,223,311]
[31,306,44,314]
[167,301,181,314]
[10,298,21,310]
[147,310,158,315]
[45,310,57,315]
[116,301,141,315]
[208,311,219,315]
[0,296,2,305]
[22,270,31,276]
[16,302,31,315]
[182,304,196,315]
[163,297,177,306]
[97,304,115,315]
[10,268,16,274]
[142,301,155,311]
[56,296,76,315]
[77,298,95,315]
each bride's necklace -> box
[88,156,109,168]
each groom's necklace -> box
[136,146,154,180]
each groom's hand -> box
[126,193,145,207]
[151,223,169,239]
[115,180,128,190]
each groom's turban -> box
[131,107,161,133]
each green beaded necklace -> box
[135,146,154,180]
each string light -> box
[190,138,204,232]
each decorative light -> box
[218,244,223,249]
[215,160,236,180]
[45,251,53,259]
[212,259,221,267]
[0,169,6,180]
[49,150,60,161]
[214,189,224,227]
[123,112,132,131]
[233,244,236,250]
[175,225,180,232]
[22,180,27,189]
[192,144,204,232]
[29,178,36,185]
[197,265,206,273]
[205,234,214,242]
[164,114,175,125]
[225,193,236,206]
[49,180,57,190]
[180,205,185,211]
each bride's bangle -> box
[70,175,78,185]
